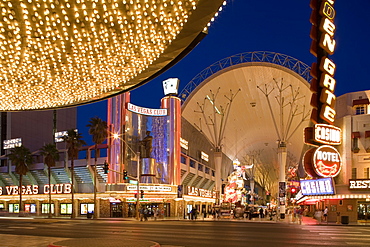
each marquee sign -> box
[126,185,172,192]
[309,0,337,124]
[300,177,335,196]
[3,138,22,150]
[305,123,341,146]
[304,0,341,179]
[303,145,342,178]
[127,103,167,116]
[0,183,72,196]
[349,179,370,190]
[185,186,216,198]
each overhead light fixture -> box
[0,0,226,111]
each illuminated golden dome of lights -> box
[0,0,226,111]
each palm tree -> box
[7,145,33,216]
[40,143,60,218]
[63,129,86,219]
[86,117,108,219]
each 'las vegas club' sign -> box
[303,0,342,179]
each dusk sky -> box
[78,0,370,145]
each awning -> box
[352,132,361,138]
[353,98,370,106]
[365,131,370,138]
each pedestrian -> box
[193,207,198,220]
[323,206,328,222]
[297,207,303,224]
[259,208,264,219]
[153,208,158,221]
[293,207,297,222]
[139,207,144,221]
[314,209,322,223]
[143,207,149,221]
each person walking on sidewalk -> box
[297,207,303,224]
[323,206,328,222]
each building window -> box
[353,137,360,153]
[180,155,187,164]
[60,203,72,215]
[8,204,19,213]
[211,170,215,177]
[365,168,370,179]
[41,204,55,214]
[80,203,95,215]
[355,106,366,115]
[205,167,210,174]
[352,168,357,179]
[189,159,196,168]
[198,163,203,172]
[24,204,37,213]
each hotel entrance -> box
[110,202,123,217]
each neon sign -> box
[314,124,341,145]
[127,103,167,116]
[300,177,335,196]
[303,145,342,178]
[309,0,337,124]
[0,183,72,196]
[349,179,370,190]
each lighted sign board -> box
[127,103,167,116]
[54,129,78,143]
[300,177,335,196]
[186,186,216,198]
[3,138,22,149]
[313,145,341,177]
[309,0,337,124]
[303,145,342,178]
[201,151,209,162]
[180,138,189,150]
[126,185,172,192]
[55,131,68,143]
[162,78,180,96]
[314,124,341,145]
[349,179,370,190]
[0,183,72,196]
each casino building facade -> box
[0,50,369,223]
[298,90,370,223]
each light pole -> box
[112,133,141,220]
[136,151,140,220]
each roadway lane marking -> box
[8,226,36,229]
[346,242,370,245]
[331,237,370,241]
[319,232,364,235]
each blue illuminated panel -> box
[300,177,335,196]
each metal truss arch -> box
[179,51,312,103]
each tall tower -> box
[161,78,181,185]
[107,93,130,183]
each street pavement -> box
[1,215,369,247]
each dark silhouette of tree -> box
[40,143,60,218]
[87,117,107,218]
[63,129,86,218]
[7,145,33,216]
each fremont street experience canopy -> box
[0,0,225,111]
